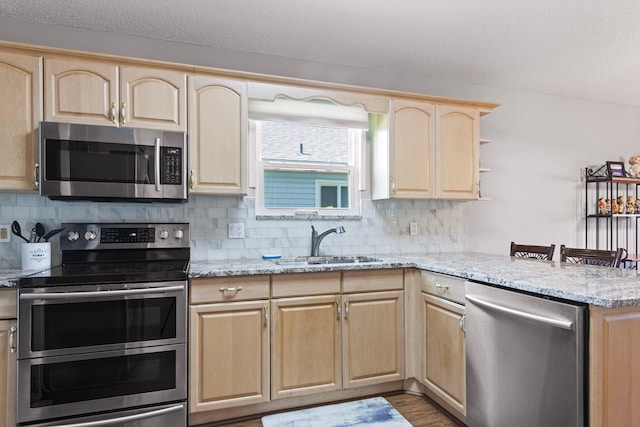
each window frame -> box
[252,120,364,218]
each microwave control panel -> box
[161,147,183,185]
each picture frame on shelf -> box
[606,161,626,177]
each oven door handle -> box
[47,404,184,427]
[20,285,185,300]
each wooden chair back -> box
[510,242,555,260]
[559,245,625,268]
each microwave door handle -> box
[49,403,184,427]
[155,137,161,192]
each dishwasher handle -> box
[466,294,574,330]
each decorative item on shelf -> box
[618,196,625,213]
[606,161,627,177]
[636,199,640,214]
[629,155,640,178]
[605,198,612,215]
[612,198,619,214]
[598,198,606,215]
[627,196,635,214]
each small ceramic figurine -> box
[606,199,612,214]
[612,199,619,214]
[627,195,635,214]
[598,198,606,215]
[636,199,640,214]
[629,155,640,178]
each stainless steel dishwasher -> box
[465,281,587,427]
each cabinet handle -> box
[110,102,117,123]
[34,162,39,188]
[344,298,349,320]
[263,304,268,328]
[120,102,126,125]
[435,282,449,292]
[459,314,465,335]
[190,170,195,190]
[336,297,341,321]
[9,325,16,353]
[219,286,242,293]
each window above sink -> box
[250,98,371,218]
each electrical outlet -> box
[228,223,245,239]
[409,221,418,236]
[0,224,10,242]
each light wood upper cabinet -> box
[188,75,247,195]
[390,100,436,199]
[0,48,42,191]
[436,105,480,199]
[44,57,186,131]
[372,100,482,200]
[271,294,342,399]
[342,290,405,389]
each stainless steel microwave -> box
[39,122,188,203]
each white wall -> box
[2,16,640,260]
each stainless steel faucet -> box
[310,225,345,256]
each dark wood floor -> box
[213,393,463,426]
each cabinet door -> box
[188,75,247,194]
[0,319,16,427]
[44,57,118,126]
[0,49,41,191]
[120,65,187,131]
[342,291,405,388]
[271,295,342,399]
[436,105,480,199]
[389,99,436,198]
[189,300,269,412]
[421,292,465,417]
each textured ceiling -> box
[2,0,640,106]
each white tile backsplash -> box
[0,193,466,267]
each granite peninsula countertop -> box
[3,253,640,307]
[190,252,640,308]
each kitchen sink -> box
[275,255,382,266]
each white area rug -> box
[261,397,413,427]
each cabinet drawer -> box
[189,275,270,303]
[0,289,16,319]
[342,269,404,293]
[421,271,465,305]
[272,272,341,297]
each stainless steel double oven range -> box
[17,222,190,427]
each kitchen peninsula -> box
[188,252,640,427]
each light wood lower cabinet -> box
[420,272,466,419]
[342,290,405,388]
[589,305,640,427]
[271,295,343,399]
[189,276,270,413]
[0,289,17,427]
[0,320,16,427]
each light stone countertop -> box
[190,252,640,308]
[4,252,640,307]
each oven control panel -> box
[60,222,190,250]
